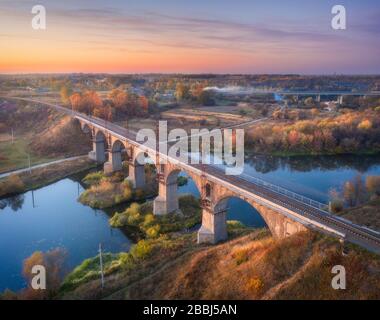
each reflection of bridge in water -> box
[5,96,380,254]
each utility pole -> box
[32,190,35,208]
[99,243,104,289]
[11,128,14,144]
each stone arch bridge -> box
[76,113,380,253]
[3,97,380,253]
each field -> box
[0,100,92,173]
[0,138,58,174]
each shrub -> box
[177,176,188,186]
[234,248,249,265]
[0,174,25,195]
[146,225,161,238]
[247,277,264,293]
[227,220,245,231]
[130,240,153,260]
[143,213,155,227]
[109,212,125,227]
[330,199,344,213]
[82,171,104,186]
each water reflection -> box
[0,195,25,211]
[0,173,131,292]
[245,154,380,174]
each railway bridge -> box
[4,97,380,253]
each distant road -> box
[0,155,87,179]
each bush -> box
[130,240,153,260]
[330,199,344,213]
[247,277,264,293]
[227,220,245,231]
[177,176,188,186]
[146,225,161,238]
[79,175,133,208]
[234,248,249,265]
[143,213,155,227]
[82,171,104,186]
[0,174,25,196]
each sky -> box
[0,0,379,74]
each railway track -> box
[4,96,380,253]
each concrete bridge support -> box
[197,208,228,244]
[127,163,145,189]
[89,139,106,163]
[89,131,106,163]
[104,150,123,174]
[104,140,124,174]
[153,179,179,215]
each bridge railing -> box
[237,171,328,211]
[24,98,329,213]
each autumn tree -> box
[69,91,102,115]
[175,82,190,101]
[21,248,67,299]
[197,90,215,106]
[343,181,356,207]
[60,84,72,105]
[366,176,380,196]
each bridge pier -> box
[89,137,106,163]
[127,163,145,189]
[153,179,179,215]
[197,208,227,244]
[104,140,126,174]
[104,150,123,174]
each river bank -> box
[0,157,97,198]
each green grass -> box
[0,139,58,174]
[60,252,127,293]
[109,194,202,238]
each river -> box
[1,154,380,292]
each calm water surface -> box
[1,154,380,291]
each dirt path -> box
[0,155,87,179]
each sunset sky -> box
[1,0,379,74]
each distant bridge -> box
[260,90,380,96]
[3,96,380,254]
[268,90,380,103]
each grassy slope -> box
[0,102,91,173]
[0,139,57,173]
[123,231,380,300]
[338,198,380,231]
[60,230,380,300]
[0,157,97,198]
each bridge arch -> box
[128,149,157,189]
[212,195,269,236]
[81,122,91,134]
[88,129,107,163]
[110,139,125,172]
[198,187,306,244]
[153,167,203,216]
